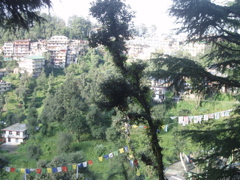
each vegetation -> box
[0,0,239,179]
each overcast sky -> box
[42,0,229,34]
[42,0,176,34]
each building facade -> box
[0,80,11,93]
[18,55,45,77]
[2,123,28,145]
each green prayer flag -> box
[113,150,119,156]
[67,165,72,171]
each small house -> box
[2,123,28,145]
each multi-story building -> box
[13,39,31,58]
[1,123,28,145]
[0,80,11,93]
[2,42,14,60]
[18,55,45,77]
[47,36,69,68]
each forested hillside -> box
[0,0,240,180]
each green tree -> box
[26,107,38,135]
[89,0,165,179]
[148,0,240,179]
[0,0,51,31]
[27,144,42,161]
[68,15,92,39]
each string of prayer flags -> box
[4,146,129,175]
[177,109,233,126]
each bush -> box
[27,144,42,161]
[57,132,73,153]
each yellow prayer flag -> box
[72,164,77,170]
[98,156,103,162]
[47,168,52,173]
[20,168,25,173]
[119,148,124,154]
[132,125,138,128]
[136,169,140,176]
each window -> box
[15,138,18,143]
[16,132,20,136]
[9,131,12,135]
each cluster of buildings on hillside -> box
[2,35,88,69]
[126,35,208,60]
[0,34,210,96]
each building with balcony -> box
[1,123,28,145]
[0,80,11,93]
[13,39,31,58]
[18,55,45,77]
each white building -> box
[19,55,45,77]
[0,80,11,93]
[2,123,28,145]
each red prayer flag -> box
[10,167,15,172]
[36,169,42,174]
[134,159,139,167]
[88,160,93,165]
[62,166,68,172]
[144,126,148,129]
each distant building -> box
[13,39,31,58]
[18,55,45,77]
[1,123,28,145]
[0,80,11,93]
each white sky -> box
[42,0,176,34]
[42,0,230,34]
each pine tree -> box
[149,0,240,179]
[89,0,165,179]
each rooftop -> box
[2,123,27,132]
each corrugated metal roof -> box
[2,123,27,131]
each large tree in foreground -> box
[0,0,52,31]
[89,0,165,179]
[150,0,240,179]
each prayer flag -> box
[164,125,168,132]
[52,168,57,173]
[113,150,119,156]
[203,115,208,121]
[132,125,138,128]
[36,169,42,174]
[25,169,31,174]
[47,168,52,173]
[83,162,87,167]
[178,116,183,124]
[16,168,21,173]
[20,168,25,173]
[98,156,103,162]
[42,168,47,174]
[109,153,113,158]
[78,163,83,167]
[5,167,10,172]
[134,159,139,167]
[10,167,15,172]
[72,164,77,170]
[62,166,68,172]
[104,154,109,159]
[88,160,93,165]
[119,148,124,154]
[57,167,62,172]
[139,126,144,128]
[130,160,134,167]
[67,165,72,171]
[215,112,220,119]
